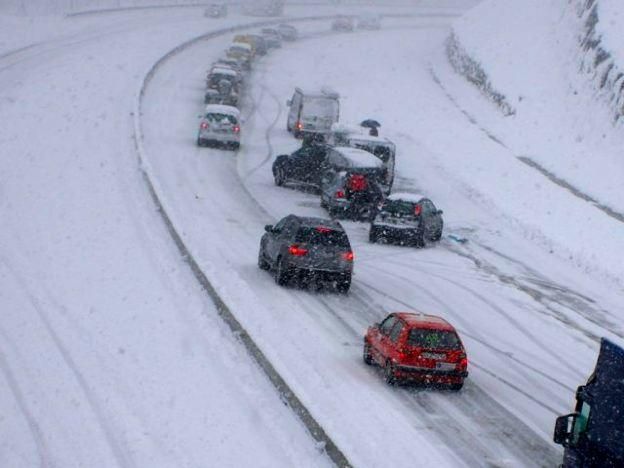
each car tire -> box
[414,229,425,248]
[369,226,378,243]
[450,381,464,392]
[328,207,340,219]
[274,257,291,286]
[431,229,443,242]
[258,249,270,271]
[336,275,351,294]
[320,196,327,209]
[384,360,396,385]
[274,167,285,186]
[363,342,374,365]
[197,137,204,147]
[231,142,240,151]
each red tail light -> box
[233,125,240,133]
[316,226,332,233]
[200,122,209,129]
[341,251,354,261]
[347,174,368,191]
[335,189,345,199]
[288,244,308,256]
[458,355,468,371]
[414,204,422,216]
[295,121,303,130]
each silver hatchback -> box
[197,104,241,150]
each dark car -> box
[369,193,443,247]
[272,143,330,189]
[319,146,386,221]
[258,215,354,292]
[363,312,468,389]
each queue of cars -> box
[196,20,467,390]
[197,25,298,150]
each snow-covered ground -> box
[2,0,623,467]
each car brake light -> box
[335,189,345,199]
[200,122,209,129]
[458,355,468,371]
[288,244,308,256]
[347,174,368,191]
[414,204,422,216]
[233,125,240,133]
[316,226,332,233]
[341,251,354,261]
[295,121,303,130]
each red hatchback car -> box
[363,312,468,390]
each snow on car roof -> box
[210,67,238,76]
[396,312,455,330]
[387,192,426,203]
[334,146,383,168]
[204,104,240,116]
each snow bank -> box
[436,0,624,288]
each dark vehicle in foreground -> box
[319,147,386,221]
[258,215,354,293]
[554,338,624,467]
[364,312,468,389]
[369,193,443,247]
[272,143,329,190]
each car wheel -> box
[369,226,377,243]
[257,249,270,271]
[328,207,340,219]
[431,229,443,242]
[320,196,327,209]
[197,137,204,147]
[274,257,291,286]
[363,342,374,365]
[231,142,240,151]
[274,167,285,186]
[414,229,425,248]
[336,275,351,294]
[384,360,396,385]
[450,381,464,392]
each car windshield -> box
[302,97,339,120]
[408,329,461,350]
[295,227,349,247]
[205,113,237,124]
[382,200,418,217]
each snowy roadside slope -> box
[0,11,332,468]
[432,0,624,288]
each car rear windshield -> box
[407,329,461,350]
[382,200,417,217]
[302,97,339,120]
[205,113,237,124]
[295,227,349,247]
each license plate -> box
[436,362,455,371]
[422,352,445,360]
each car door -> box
[288,147,314,181]
[386,321,405,363]
[265,216,290,262]
[421,200,441,237]
[371,315,397,364]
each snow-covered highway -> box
[2,1,623,467]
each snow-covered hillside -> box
[437,0,624,288]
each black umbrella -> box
[360,119,381,128]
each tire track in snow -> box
[0,258,135,468]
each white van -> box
[286,87,340,139]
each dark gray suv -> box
[258,214,354,293]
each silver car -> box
[197,104,241,150]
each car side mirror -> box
[264,224,274,233]
[437,210,444,215]
[286,99,292,107]
[554,413,576,447]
